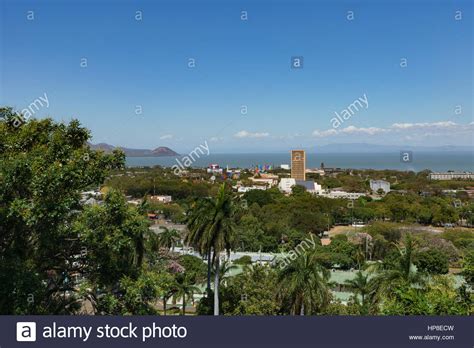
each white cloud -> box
[234,130,269,138]
[159,134,173,140]
[340,126,388,135]
[312,129,338,137]
[391,121,457,130]
[313,126,386,137]
[312,121,472,138]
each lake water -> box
[126,152,474,172]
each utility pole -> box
[365,235,368,261]
[351,200,355,232]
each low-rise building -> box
[207,164,223,174]
[250,174,278,187]
[150,195,172,203]
[321,238,331,246]
[296,180,323,194]
[237,185,267,193]
[278,178,296,193]
[321,163,345,175]
[429,171,474,180]
[81,190,101,199]
[259,173,279,180]
[306,168,325,175]
[83,197,99,206]
[127,198,142,206]
[370,179,391,193]
[80,190,102,205]
[278,178,323,194]
[225,168,241,179]
[320,190,365,200]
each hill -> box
[89,143,179,157]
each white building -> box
[280,164,290,170]
[296,180,323,194]
[278,178,296,193]
[306,168,325,175]
[370,179,391,193]
[237,186,267,193]
[429,172,474,180]
[278,178,323,194]
[150,195,172,203]
[320,190,365,200]
[81,190,101,199]
[83,197,99,206]
[207,164,223,174]
[250,176,277,187]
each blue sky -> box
[1,0,472,153]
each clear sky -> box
[1,0,472,153]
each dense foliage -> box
[1,108,472,316]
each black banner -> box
[3,316,473,347]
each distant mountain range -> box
[89,143,179,157]
[307,143,473,154]
[89,142,472,156]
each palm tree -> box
[277,249,331,315]
[162,289,176,316]
[146,230,161,254]
[185,197,214,292]
[157,227,180,251]
[205,185,237,315]
[369,234,425,307]
[211,259,238,287]
[174,277,200,315]
[344,271,371,314]
[185,184,236,315]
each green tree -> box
[0,110,124,314]
[277,249,331,315]
[145,230,161,256]
[211,259,238,287]
[370,234,425,308]
[233,255,252,266]
[156,227,181,251]
[76,190,153,313]
[366,222,401,244]
[118,269,172,315]
[242,189,276,207]
[78,190,148,286]
[415,249,449,275]
[173,275,200,315]
[185,197,215,293]
[235,215,270,251]
[462,250,474,285]
[344,271,372,314]
[185,184,237,315]
[220,264,279,315]
[441,229,474,250]
[291,185,307,196]
[381,276,471,315]
[179,255,207,285]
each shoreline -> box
[123,151,474,173]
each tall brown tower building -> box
[291,150,306,181]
